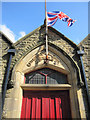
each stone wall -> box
[1,34,13,88]
[0,32,14,119]
[78,34,90,96]
[14,25,79,60]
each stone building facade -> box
[79,35,90,95]
[0,25,90,119]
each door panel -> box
[21,90,71,119]
[21,97,27,118]
[42,98,50,119]
[55,98,62,119]
[36,98,41,119]
[50,98,55,119]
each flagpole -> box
[45,0,48,60]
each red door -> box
[21,90,71,119]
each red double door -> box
[21,90,71,119]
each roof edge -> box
[78,34,89,46]
[48,26,79,49]
[14,24,79,50]
[0,31,14,45]
[14,24,45,46]
[0,31,15,48]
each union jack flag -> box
[47,11,59,26]
[47,11,76,27]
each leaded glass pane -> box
[47,72,67,84]
[25,72,45,84]
[25,68,67,84]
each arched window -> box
[25,68,67,84]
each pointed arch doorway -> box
[20,68,72,119]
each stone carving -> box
[27,52,60,67]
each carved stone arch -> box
[48,42,82,85]
[9,43,81,118]
[12,43,78,84]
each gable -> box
[13,25,79,63]
[9,24,81,87]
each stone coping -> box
[21,84,71,90]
